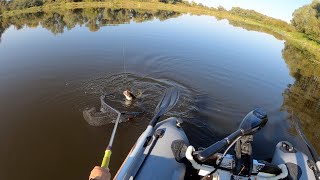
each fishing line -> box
[122,36,129,90]
[123,41,127,81]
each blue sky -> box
[189,0,312,22]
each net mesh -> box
[83,107,116,126]
[83,93,143,126]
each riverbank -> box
[1,0,319,60]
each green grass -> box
[1,0,320,60]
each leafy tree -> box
[217,5,226,11]
[159,0,181,4]
[9,0,43,10]
[0,0,9,12]
[292,0,320,43]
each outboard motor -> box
[193,108,268,163]
[233,108,268,177]
[233,134,254,176]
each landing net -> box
[83,93,143,126]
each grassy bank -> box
[1,0,319,60]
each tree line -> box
[225,9,320,143]
[229,7,294,32]
[291,0,320,43]
[0,0,43,11]
[217,1,320,44]
[2,0,320,44]
[0,0,319,152]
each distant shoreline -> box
[1,0,319,60]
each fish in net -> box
[83,93,144,126]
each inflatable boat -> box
[100,88,320,180]
[114,113,319,179]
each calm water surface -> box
[0,8,319,180]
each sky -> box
[188,0,312,22]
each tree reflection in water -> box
[0,8,181,37]
[223,18,320,153]
[0,8,319,153]
[282,42,320,152]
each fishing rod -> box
[292,111,320,180]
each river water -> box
[0,8,319,179]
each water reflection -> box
[1,7,319,149]
[220,16,320,152]
[282,42,320,152]
[0,5,320,173]
[0,8,181,38]
[227,19,285,40]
